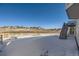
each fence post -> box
[0,35,3,44]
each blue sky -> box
[0,3,68,29]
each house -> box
[65,3,79,47]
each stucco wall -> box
[75,19,79,45]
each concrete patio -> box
[0,34,78,56]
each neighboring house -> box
[65,3,79,46]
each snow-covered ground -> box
[0,34,78,56]
[3,33,59,40]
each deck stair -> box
[59,23,68,39]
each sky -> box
[0,3,68,29]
